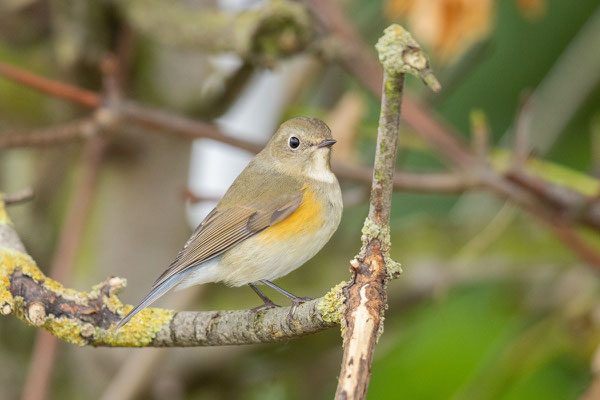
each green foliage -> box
[369,285,589,400]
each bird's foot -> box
[248,300,281,324]
[286,296,313,325]
[250,300,281,314]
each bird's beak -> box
[317,139,337,148]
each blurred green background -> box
[2,0,600,399]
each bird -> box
[115,117,343,329]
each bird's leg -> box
[259,280,312,324]
[248,283,280,313]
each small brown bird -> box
[116,117,342,329]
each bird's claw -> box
[286,297,313,325]
[248,301,281,324]
[250,300,281,314]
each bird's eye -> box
[289,136,300,149]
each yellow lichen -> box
[377,313,386,342]
[358,217,402,280]
[0,194,176,347]
[103,291,126,315]
[359,217,391,256]
[100,307,174,347]
[0,248,83,306]
[45,316,88,346]
[386,258,403,280]
[0,250,41,309]
[317,281,347,324]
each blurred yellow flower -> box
[385,0,494,63]
[385,0,547,63]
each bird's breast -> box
[255,188,325,245]
[216,183,342,286]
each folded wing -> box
[151,191,303,290]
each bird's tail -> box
[114,272,185,331]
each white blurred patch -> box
[186,56,313,228]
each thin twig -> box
[546,216,600,269]
[0,61,100,107]
[182,188,222,204]
[3,188,34,205]
[21,136,108,400]
[333,162,475,193]
[512,92,534,169]
[20,54,117,400]
[0,118,98,149]
[469,109,490,161]
[117,101,262,154]
[335,25,440,400]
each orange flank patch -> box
[257,189,324,244]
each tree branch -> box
[0,60,467,193]
[120,0,312,66]
[0,118,100,148]
[335,25,440,400]
[0,62,100,107]
[3,188,34,206]
[0,197,341,347]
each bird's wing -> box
[151,190,303,290]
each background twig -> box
[21,136,108,400]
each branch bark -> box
[335,25,440,400]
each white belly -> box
[217,222,336,286]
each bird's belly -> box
[217,221,336,286]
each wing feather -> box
[151,191,303,290]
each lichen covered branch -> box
[120,0,312,66]
[335,25,439,400]
[0,197,340,347]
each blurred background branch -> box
[3,58,600,274]
[3,188,34,206]
[120,0,312,67]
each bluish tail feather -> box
[114,272,185,331]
